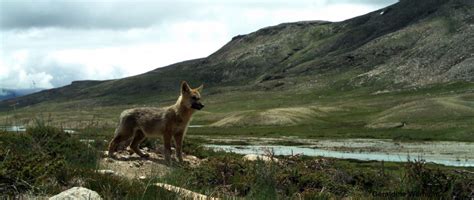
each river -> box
[202,138,474,167]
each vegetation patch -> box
[1,125,473,199]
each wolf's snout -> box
[192,102,204,110]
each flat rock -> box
[96,169,118,176]
[243,154,279,162]
[49,187,102,200]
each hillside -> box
[0,0,473,141]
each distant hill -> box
[0,88,44,101]
[1,0,473,110]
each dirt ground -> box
[99,147,201,180]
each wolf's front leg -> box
[174,132,184,162]
[163,133,172,163]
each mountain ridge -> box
[1,0,473,110]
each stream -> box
[204,139,474,167]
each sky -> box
[0,0,397,89]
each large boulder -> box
[49,187,102,200]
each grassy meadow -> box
[1,123,473,199]
[1,81,473,142]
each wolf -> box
[107,81,204,162]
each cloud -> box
[0,48,126,89]
[0,0,397,30]
[0,21,230,89]
[0,0,398,89]
[0,0,194,30]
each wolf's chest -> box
[166,119,189,132]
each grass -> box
[0,123,178,199]
[188,82,474,142]
[1,123,473,199]
[187,124,474,142]
[156,153,474,199]
[1,82,473,143]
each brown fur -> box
[108,81,204,162]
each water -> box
[1,125,76,134]
[0,125,26,132]
[205,144,474,167]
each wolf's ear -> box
[195,84,204,93]
[181,81,191,94]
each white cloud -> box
[0,0,397,89]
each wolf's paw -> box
[127,148,134,155]
[107,151,117,159]
[139,153,150,158]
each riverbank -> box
[193,136,474,167]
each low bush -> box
[0,124,97,195]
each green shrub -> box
[82,170,178,199]
[247,160,278,199]
[403,160,453,198]
[0,124,98,195]
[27,125,98,169]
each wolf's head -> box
[180,81,204,110]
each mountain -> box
[0,88,44,101]
[2,0,473,110]
[0,0,473,140]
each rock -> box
[49,187,102,200]
[96,169,117,176]
[104,158,114,163]
[133,161,142,167]
[366,122,406,129]
[243,154,279,162]
[184,155,201,166]
[139,176,146,180]
[155,183,219,200]
[186,155,198,160]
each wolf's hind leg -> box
[163,133,172,163]
[130,130,149,158]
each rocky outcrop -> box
[99,148,202,180]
